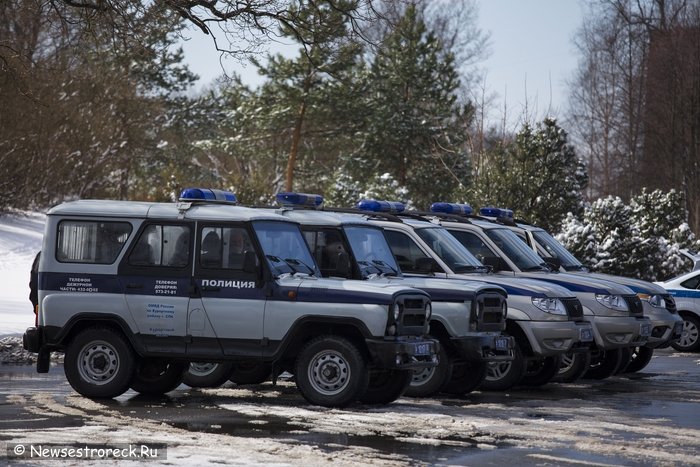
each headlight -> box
[595,294,629,311]
[393,303,401,321]
[638,293,665,308]
[502,301,508,318]
[531,297,567,315]
[425,303,432,320]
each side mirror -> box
[415,257,442,274]
[335,252,351,278]
[482,256,509,272]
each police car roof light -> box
[276,192,324,207]
[179,188,238,204]
[480,206,514,220]
[430,202,473,215]
[356,199,405,213]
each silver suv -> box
[22,188,437,408]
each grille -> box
[623,295,644,315]
[398,296,428,329]
[561,297,584,319]
[403,299,426,310]
[661,294,677,314]
[475,292,506,331]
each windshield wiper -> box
[371,259,399,276]
[284,258,315,275]
[523,264,549,272]
[454,264,489,273]
[357,260,382,275]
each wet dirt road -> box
[1,348,699,466]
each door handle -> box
[202,286,220,292]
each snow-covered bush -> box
[557,189,698,281]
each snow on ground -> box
[0,211,45,336]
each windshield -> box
[253,221,320,277]
[345,225,400,277]
[415,227,487,273]
[484,228,548,271]
[531,229,585,270]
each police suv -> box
[350,200,594,390]
[22,189,437,408]
[426,204,652,380]
[265,193,513,397]
[490,212,682,372]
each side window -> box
[57,221,132,264]
[200,226,258,271]
[681,275,700,290]
[449,230,496,263]
[302,229,347,274]
[128,224,190,268]
[383,230,430,273]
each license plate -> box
[495,336,510,350]
[413,342,432,356]
[640,323,652,337]
[580,327,594,342]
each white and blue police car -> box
[22,188,437,408]
[657,270,700,352]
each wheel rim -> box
[410,366,435,387]
[189,362,218,377]
[77,340,119,385]
[307,349,350,396]
[559,353,575,374]
[486,361,511,381]
[678,320,699,348]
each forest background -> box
[1,0,699,281]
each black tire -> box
[294,336,368,408]
[405,345,452,397]
[64,327,135,399]
[481,342,527,391]
[183,362,235,388]
[130,359,186,395]
[671,313,700,352]
[583,348,624,380]
[624,346,654,373]
[552,352,591,383]
[441,360,488,395]
[359,370,412,404]
[521,355,562,386]
[614,347,633,374]
[229,362,272,385]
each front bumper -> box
[450,333,514,362]
[365,336,439,370]
[587,316,651,349]
[518,320,594,357]
[642,307,684,348]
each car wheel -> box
[183,362,235,388]
[441,360,488,395]
[229,362,272,385]
[552,352,591,383]
[623,346,654,373]
[405,345,452,397]
[359,369,412,404]
[671,314,700,352]
[583,348,624,380]
[520,355,561,386]
[130,359,186,395]
[481,341,527,391]
[64,327,135,399]
[295,336,368,408]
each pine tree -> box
[352,4,471,209]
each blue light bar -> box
[356,199,405,213]
[276,192,324,207]
[179,188,237,204]
[480,207,514,220]
[430,202,473,215]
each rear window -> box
[56,221,132,264]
